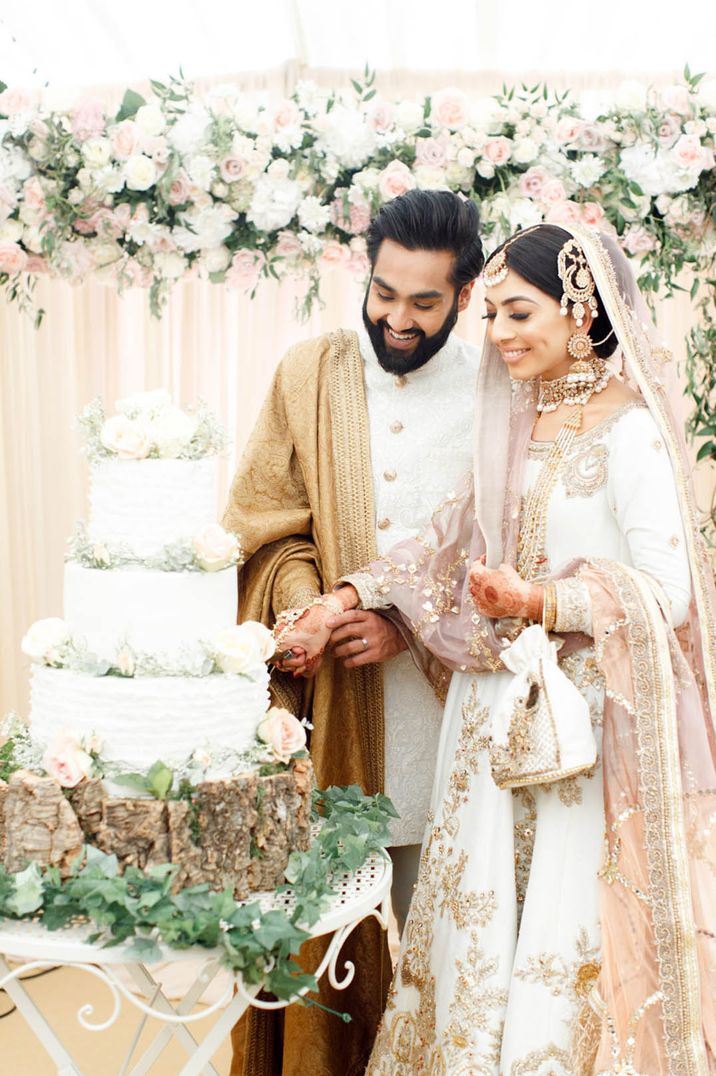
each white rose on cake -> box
[148,406,197,457]
[257,707,307,763]
[100,414,151,459]
[213,621,275,676]
[21,617,70,665]
[193,524,240,571]
[115,388,171,416]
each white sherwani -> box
[358,327,480,846]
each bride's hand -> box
[273,603,335,677]
[468,559,542,621]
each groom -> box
[223,188,484,1076]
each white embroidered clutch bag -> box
[489,624,597,789]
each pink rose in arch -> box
[273,99,301,129]
[656,114,681,147]
[554,117,585,145]
[219,156,246,184]
[581,202,605,226]
[545,200,582,225]
[673,133,714,171]
[275,230,302,259]
[110,120,139,159]
[483,137,511,166]
[347,202,371,235]
[22,177,47,213]
[25,254,48,273]
[518,166,549,199]
[377,160,416,201]
[226,248,265,290]
[0,241,28,274]
[0,87,33,114]
[621,225,658,255]
[70,98,106,142]
[430,88,468,130]
[415,137,448,169]
[367,100,394,134]
[539,178,568,206]
[166,171,192,206]
[319,239,350,269]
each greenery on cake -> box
[67,520,242,572]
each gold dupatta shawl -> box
[224,329,390,1076]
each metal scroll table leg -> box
[178,982,259,1076]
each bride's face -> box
[483,269,589,381]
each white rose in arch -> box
[135,104,166,138]
[124,153,157,191]
[21,617,70,664]
[100,414,151,459]
[213,622,275,675]
[149,406,197,458]
[192,524,240,571]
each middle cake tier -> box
[64,562,238,657]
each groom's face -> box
[363,240,474,374]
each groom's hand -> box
[326,610,407,668]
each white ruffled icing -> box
[88,458,219,557]
[29,664,269,770]
[64,561,237,657]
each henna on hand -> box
[469,561,543,621]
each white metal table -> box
[0,850,392,1075]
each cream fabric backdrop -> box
[1,265,710,715]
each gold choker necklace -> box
[537,357,612,413]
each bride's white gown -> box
[367,402,691,1075]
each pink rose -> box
[621,225,658,255]
[483,137,511,166]
[110,120,139,159]
[347,238,369,276]
[273,100,301,129]
[70,98,106,143]
[0,87,33,114]
[348,202,371,235]
[319,239,350,269]
[554,117,585,145]
[673,133,714,171]
[22,176,46,212]
[225,249,265,290]
[578,124,608,153]
[377,160,416,201]
[91,208,125,240]
[275,230,302,258]
[581,202,605,226]
[25,254,47,273]
[518,165,549,198]
[257,707,307,763]
[166,171,192,205]
[43,732,93,789]
[657,114,681,147]
[430,88,468,130]
[219,156,246,183]
[0,241,28,274]
[415,137,447,169]
[659,84,691,117]
[367,100,394,134]
[539,178,568,206]
[545,200,582,225]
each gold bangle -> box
[542,583,557,634]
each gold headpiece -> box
[482,225,542,288]
[557,237,599,327]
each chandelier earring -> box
[557,237,599,328]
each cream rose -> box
[100,414,151,459]
[21,617,70,665]
[43,731,94,788]
[214,621,275,675]
[192,523,240,571]
[135,104,166,137]
[257,707,307,763]
[149,406,197,458]
[124,154,158,191]
[82,137,111,169]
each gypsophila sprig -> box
[0,785,395,1004]
[67,522,242,573]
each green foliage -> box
[110,760,174,799]
[0,785,396,1003]
[115,89,147,123]
[0,738,19,783]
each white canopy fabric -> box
[1,0,713,93]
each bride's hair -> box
[366,189,485,288]
[487,224,619,359]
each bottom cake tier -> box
[29,664,270,770]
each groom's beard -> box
[361,289,459,375]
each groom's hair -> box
[366,190,484,288]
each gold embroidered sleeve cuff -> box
[338,572,393,611]
[553,577,593,635]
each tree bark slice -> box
[4,770,84,874]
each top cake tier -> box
[88,457,220,556]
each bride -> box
[275,224,716,1072]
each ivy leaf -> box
[147,761,174,800]
[7,863,44,916]
[111,771,150,794]
[126,935,163,962]
[115,89,147,123]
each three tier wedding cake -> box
[0,391,312,897]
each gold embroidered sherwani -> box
[223,329,391,1076]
